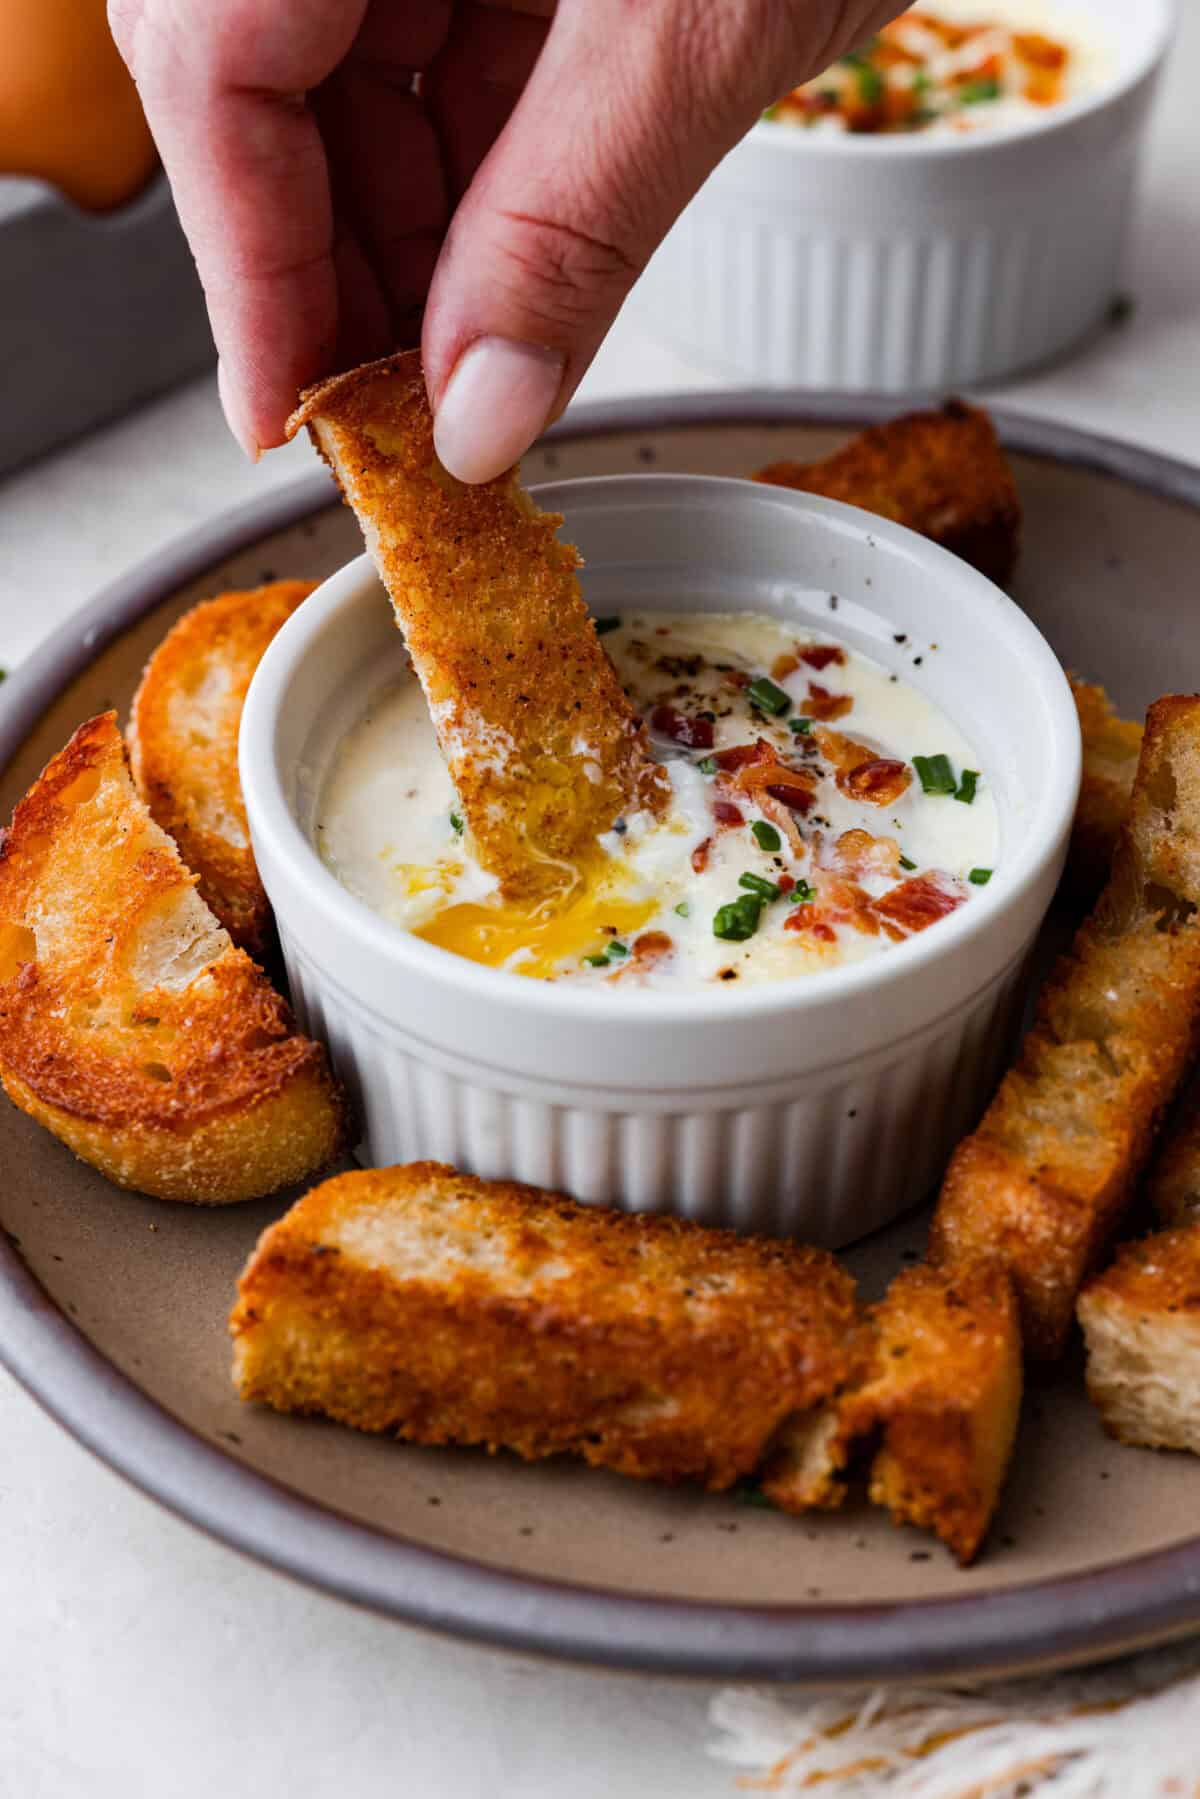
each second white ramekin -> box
[241,476,1079,1246]
[632,0,1173,391]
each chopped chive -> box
[856,62,885,105]
[790,880,816,904]
[789,716,813,736]
[750,819,782,853]
[449,810,464,834]
[593,616,621,635]
[899,854,917,871]
[583,953,609,968]
[606,940,629,960]
[713,895,763,942]
[674,901,691,918]
[747,676,791,718]
[697,756,717,775]
[969,867,993,886]
[955,769,980,805]
[912,67,931,94]
[739,871,781,902]
[913,753,957,796]
[959,75,1001,104]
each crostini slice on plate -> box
[0,712,347,1203]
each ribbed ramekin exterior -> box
[633,64,1160,392]
[284,929,1025,1249]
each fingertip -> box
[431,336,564,484]
[217,358,266,462]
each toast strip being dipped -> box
[231,1162,861,1490]
[753,400,1021,586]
[287,353,669,901]
[129,580,316,956]
[930,695,1200,1359]
[1079,1223,1200,1457]
[0,714,346,1202]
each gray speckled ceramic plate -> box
[3,395,1200,1683]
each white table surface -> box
[4,14,1200,1794]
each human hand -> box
[111,1,900,481]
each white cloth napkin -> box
[708,1640,1200,1795]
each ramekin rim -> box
[751,0,1175,161]
[240,473,1081,1028]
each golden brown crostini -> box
[931,696,1200,1360]
[287,352,668,902]
[231,1161,860,1490]
[754,400,1021,586]
[128,580,315,956]
[0,713,346,1202]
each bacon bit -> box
[815,725,874,775]
[713,742,762,772]
[721,738,817,808]
[713,799,744,826]
[649,704,714,750]
[826,829,902,881]
[874,873,965,941]
[845,757,911,806]
[614,930,674,981]
[723,669,750,691]
[800,644,846,671]
[1013,30,1068,69]
[766,781,815,814]
[771,652,801,681]
[777,874,795,894]
[784,907,841,945]
[691,838,712,874]
[805,682,853,722]
[758,793,806,857]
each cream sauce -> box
[317,611,999,989]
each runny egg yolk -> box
[414,875,658,977]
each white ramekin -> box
[240,476,1079,1246]
[632,0,1173,391]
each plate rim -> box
[4,389,1200,1682]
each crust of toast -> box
[1146,1081,1200,1226]
[930,696,1200,1358]
[753,400,1021,586]
[847,1263,1021,1566]
[128,580,315,956]
[0,714,347,1202]
[287,353,668,901]
[231,1161,860,1489]
[1079,1225,1200,1455]
[1066,675,1143,903]
[763,1262,1021,1563]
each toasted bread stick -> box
[763,1261,1021,1564]
[128,580,315,956]
[288,353,668,901]
[1145,1082,1200,1227]
[1079,1224,1200,1456]
[231,1162,860,1490]
[0,714,346,1202]
[930,696,1200,1359]
[1066,675,1143,903]
[754,400,1021,586]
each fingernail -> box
[217,359,263,463]
[433,337,564,484]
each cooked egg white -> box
[317,610,999,989]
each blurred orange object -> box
[0,0,158,211]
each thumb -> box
[423,0,834,484]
